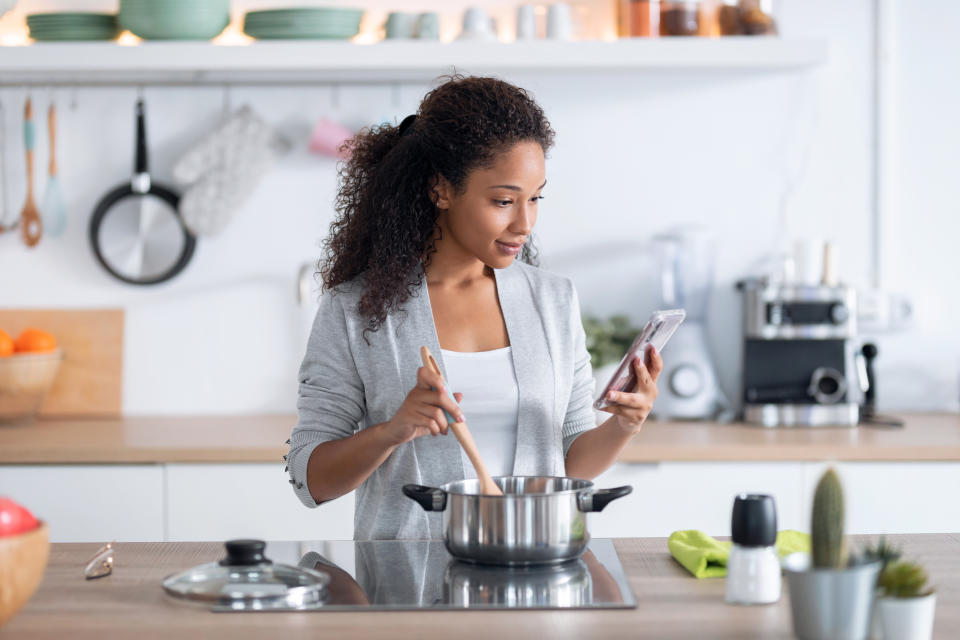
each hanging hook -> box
[70,85,79,111]
[221,83,232,114]
[331,83,340,110]
[391,82,401,109]
[136,84,145,102]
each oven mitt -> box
[668,529,810,579]
[173,105,290,237]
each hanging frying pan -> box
[89,98,196,285]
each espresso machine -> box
[738,279,866,427]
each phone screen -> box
[593,309,685,410]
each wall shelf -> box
[0,38,827,85]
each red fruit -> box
[0,497,39,537]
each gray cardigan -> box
[286,260,597,540]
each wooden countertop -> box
[1,413,958,465]
[4,534,958,639]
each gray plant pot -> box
[783,553,882,640]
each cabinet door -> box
[165,463,355,541]
[589,462,807,538]
[0,465,164,542]
[803,462,960,534]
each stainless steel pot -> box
[402,476,632,566]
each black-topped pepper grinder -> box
[726,493,781,605]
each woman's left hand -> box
[600,345,663,433]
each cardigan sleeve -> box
[286,290,366,508]
[561,282,597,457]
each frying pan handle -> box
[578,486,632,513]
[402,484,447,512]
[135,99,148,175]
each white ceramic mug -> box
[793,237,826,286]
[516,4,537,40]
[546,3,573,40]
[458,6,496,41]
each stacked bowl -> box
[26,12,119,41]
[118,0,230,40]
[243,7,364,40]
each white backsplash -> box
[0,0,957,414]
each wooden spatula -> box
[420,345,503,496]
[20,97,42,248]
[42,102,66,238]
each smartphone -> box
[593,309,686,411]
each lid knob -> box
[220,539,273,567]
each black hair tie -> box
[398,114,417,137]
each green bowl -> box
[244,8,363,19]
[243,26,359,39]
[119,10,229,40]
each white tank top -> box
[440,346,519,478]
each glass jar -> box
[717,0,743,35]
[659,0,701,36]
[620,0,660,37]
[738,0,777,35]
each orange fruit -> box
[13,328,58,354]
[0,330,13,357]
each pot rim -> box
[436,475,596,498]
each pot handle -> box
[402,484,447,512]
[578,485,632,512]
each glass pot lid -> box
[162,539,330,610]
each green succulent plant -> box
[582,313,642,368]
[811,467,848,569]
[861,536,902,572]
[878,560,934,598]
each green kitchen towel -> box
[668,529,810,579]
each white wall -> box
[0,0,957,414]
[877,1,960,411]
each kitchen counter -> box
[1,413,958,465]
[4,534,958,639]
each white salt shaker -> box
[726,493,781,605]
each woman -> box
[287,75,662,540]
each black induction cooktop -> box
[215,538,636,612]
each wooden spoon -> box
[420,345,503,496]
[20,97,42,247]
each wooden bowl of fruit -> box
[0,499,49,627]
[0,329,62,425]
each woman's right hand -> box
[382,366,464,445]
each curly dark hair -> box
[319,74,556,340]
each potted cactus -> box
[873,560,936,640]
[783,468,882,640]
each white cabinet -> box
[802,462,960,535]
[591,461,960,540]
[589,462,807,539]
[2,461,955,542]
[0,465,164,543]
[165,464,354,542]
